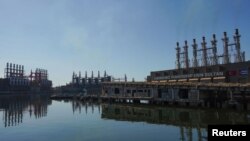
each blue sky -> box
[0,0,250,86]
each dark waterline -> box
[0,95,250,141]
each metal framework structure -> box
[176,29,245,69]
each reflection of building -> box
[102,104,250,141]
[0,63,52,93]
[0,95,51,127]
[70,100,100,115]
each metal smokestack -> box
[176,42,181,69]
[85,71,87,78]
[192,39,198,67]
[183,40,189,69]
[234,28,242,62]
[211,34,218,65]
[222,32,229,64]
[201,37,208,66]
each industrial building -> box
[148,29,250,83]
[58,71,112,95]
[0,63,52,93]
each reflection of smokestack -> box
[222,32,229,64]
[176,42,181,69]
[183,40,189,69]
[234,28,242,62]
[201,37,208,66]
[211,34,218,65]
[192,39,198,67]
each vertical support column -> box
[176,42,181,69]
[201,37,208,67]
[234,29,242,62]
[222,32,229,64]
[183,40,189,69]
[211,34,218,65]
[192,39,198,67]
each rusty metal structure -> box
[0,62,52,93]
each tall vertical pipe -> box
[10,63,12,77]
[19,65,21,77]
[176,42,181,69]
[242,51,245,62]
[21,65,24,77]
[6,63,9,78]
[234,29,242,62]
[125,74,127,82]
[72,72,75,84]
[98,71,100,78]
[192,39,198,67]
[85,71,87,78]
[201,37,208,66]
[91,71,94,78]
[222,32,229,64]
[183,40,189,69]
[211,34,218,65]
[13,64,16,77]
[79,71,81,79]
[104,70,107,77]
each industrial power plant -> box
[0,63,52,94]
[148,29,250,83]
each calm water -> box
[0,95,250,141]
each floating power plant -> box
[1,29,250,110]
[55,71,112,95]
[148,29,249,83]
[100,29,250,110]
[0,63,52,94]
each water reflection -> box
[70,100,101,115]
[101,104,250,141]
[0,95,51,127]
[1,97,250,141]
